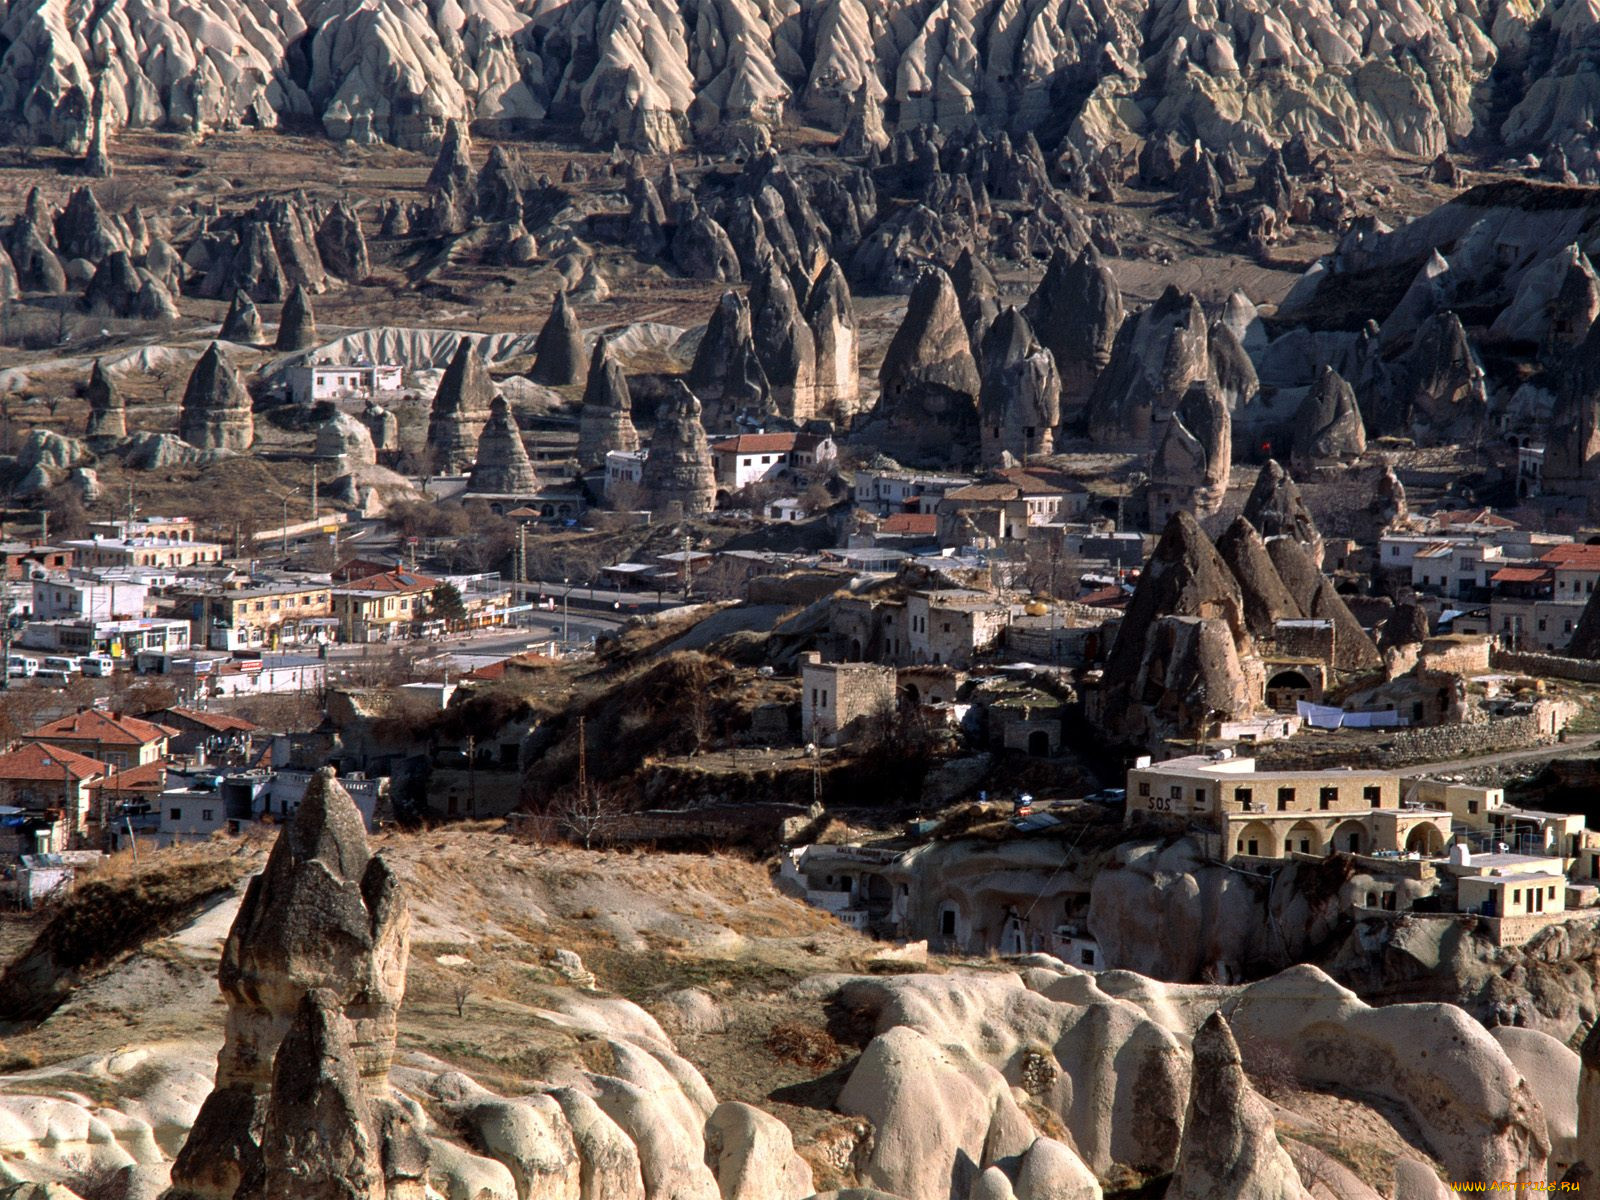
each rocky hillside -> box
[0,774,1576,1199]
[5,0,1599,159]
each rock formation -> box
[1100,511,1260,742]
[1217,517,1304,640]
[1168,1013,1310,1200]
[872,266,982,465]
[468,396,540,494]
[1243,460,1322,561]
[806,259,861,424]
[178,342,254,452]
[640,381,717,516]
[529,291,586,387]
[220,289,264,344]
[577,338,641,470]
[275,284,317,353]
[749,257,818,422]
[978,307,1060,466]
[315,202,369,282]
[1086,285,1209,446]
[83,359,125,446]
[1025,245,1123,427]
[688,290,769,425]
[1370,311,1487,445]
[168,768,423,1200]
[426,340,496,475]
[1147,380,1231,525]
[1290,367,1366,474]
[1265,536,1382,671]
[671,201,740,281]
[314,410,377,468]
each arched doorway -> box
[1332,819,1367,856]
[849,638,862,661]
[1406,824,1446,857]
[1285,820,1321,856]
[1266,669,1314,713]
[1027,730,1051,756]
[1235,820,1274,858]
[901,683,921,705]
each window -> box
[1468,800,1478,815]
[821,691,828,707]
[1320,787,1337,811]
[1235,787,1253,808]
[1276,787,1294,811]
[1550,885,1558,899]
[202,809,213,822]
[1138,782,1150,797]
[1194,787,1206,805]
[1170,786,1182,800]
[811,688,817,706]
[1364,786,1382,808]
[1080,947,1094,966]
[170,808,182,820]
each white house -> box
[710,433,837,491]
[30,577,149,622]
[604,449,648,498]
[286,362,403,405]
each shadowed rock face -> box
[641,382,717,516]
[1242,460,1321,560]
[1086,284,1208,446]
[316,202,369,282]
[275,284,318,352]
[576,338,641,470]
[179,342,253,452]
[169,768,417,1200]
[749,256,818,422]
[1025,244,1123,426]
[978,306,1060,466]
[688,290,770,426]
[469,396,540,495]
[1290,366,1366,474]
[1266,536,1381,671]
[529,291,586,387]
[221,289,264,344]
[1216,517,1302,640]
[426,339,496,475]
[871,266,981,464]
[1147,379,1231,525]
[806,259,861,425]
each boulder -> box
[315,202,369,281]
[704,1102,814,1200]
[314,411,377,468]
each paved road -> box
[1397,734,1600,778]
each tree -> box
[423,582,468,629]
[552,782,625,850]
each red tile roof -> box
[1080,585,1128,607]
[879,513,938,535]
[1433,508,1516,529]
[89,760,167,792]
[0,742,107,783]
[709,434,798,454]
[1491,566,1554,584]
[160,707,259,734]
[338,569,440,593]
[1540,543,1600,567]
[465,651,557,681]
[26,709,176,748]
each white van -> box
[79,655,116,677]
[6,655,37,678]
[41,656,80,675]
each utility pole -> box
[310,463,319,522]
[125,483,135,527]
[281,494,290,556]
[39,509,47,544]
[0,590,13,691]
[682,531,692,603]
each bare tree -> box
[452,979,470,1019]
[552,781,625,850]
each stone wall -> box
[1491,647,1600,684]
[1260,711,1558,770]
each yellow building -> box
[1126,755,1453,860]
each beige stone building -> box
[1126,755,1453,860]
[800,652,896,746]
